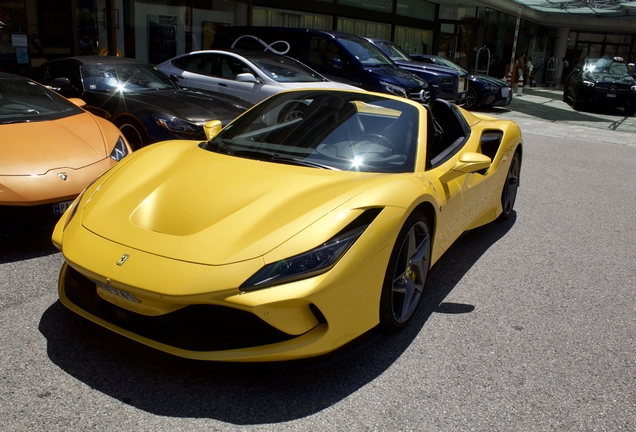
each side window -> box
[174,54,213,75]
[217,55,253,80]
[308,37,328,66]
[49,64,81,89]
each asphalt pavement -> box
[482,84,636,145]
[1,89,635,431]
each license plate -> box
[53,200,74,215]
[607,94,616,98]
[96,281,141,303]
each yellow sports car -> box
[53,89,522,362]
[1,72,132,235]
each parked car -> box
[29,56,251,149]
[563,56,636,115]
[212,27,431,104]
[157,49,360,105]
[366,39,468,104]
[0,72,131,236]
[53,88,523,362]
[410,53,512,109]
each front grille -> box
[1,204,60,236]
[64,266,297,352]
[410,89,431,104]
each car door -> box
[210,54,269,104]
[173,53,216,91]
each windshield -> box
[584,57,630,76]
[339,37,395,67]
[0,77,83,124]
[250,55,327,83]
[80,63,175,92]
[205,90,419,173]
[373,41,412,62]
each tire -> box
[116,118,148,151]
[379,211,431,334]
[465,86,479,109]
[498,150,521,221]
[572,87,584,111]
[625,107,636,116]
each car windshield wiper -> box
[270,154,337,170]
[204,139,234,155]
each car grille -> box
[63,266,297,352]
[410,89,431,104]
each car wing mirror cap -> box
[51,77,72,87]
[203,119,223,140]
[236,73,259,83]
[330,58,343,70]
[439,152,491,182]
[68,98,87,108]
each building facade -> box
[1,0,635,84]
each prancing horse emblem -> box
[116,254,129,266]
[58,173,68,181]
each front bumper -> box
[56,207,402,361]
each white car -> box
[157,49,360,104]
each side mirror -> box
[236,73,259,83]
[67,98,87,108]
[203,120,223,140]
[439,152,492,183]
[51,77,72,87]
[330,58,343,71]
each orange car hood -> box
[82,142,382,265]
[1,113,107,176]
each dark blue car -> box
[366,39,468,105]
[410,54,512,109]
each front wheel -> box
[464,86,479,109]
[116,118,148,150]
[379,212,431,334]
[498,150,521,221]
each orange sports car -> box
[1,72,132,235]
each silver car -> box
[157,49,360,104]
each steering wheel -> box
[360,133,392,148]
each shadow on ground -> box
[39,215,515,424]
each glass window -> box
[173,53,214,75]
[217,55,253,79]
[396,0,436,21]
[339,0,392,14]
[395,26,434,55]
[252,8,331,29]
[337,18,390,40]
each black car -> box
[365,38,468,104]
[563,56,636,116]
[30,56,251,149]
[410,54,512,109]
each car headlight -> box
[379,81,408,98]
[109,136,129,161]
[583,80,595,88]
[631,85,636,92]
[153,114,198,135]
[240,225,367,292]
[488,85,499,93]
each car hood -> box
[81,141,383,265]
[395,60,461,77]
[471,74,509,87]
[584,72,635,85]
[0,113,107,176]
[107,89,246,123]
[364,65,428,91]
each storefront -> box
[1,0,636,81]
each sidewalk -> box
[479,86,636,146]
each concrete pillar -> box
[555,27,569,83]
